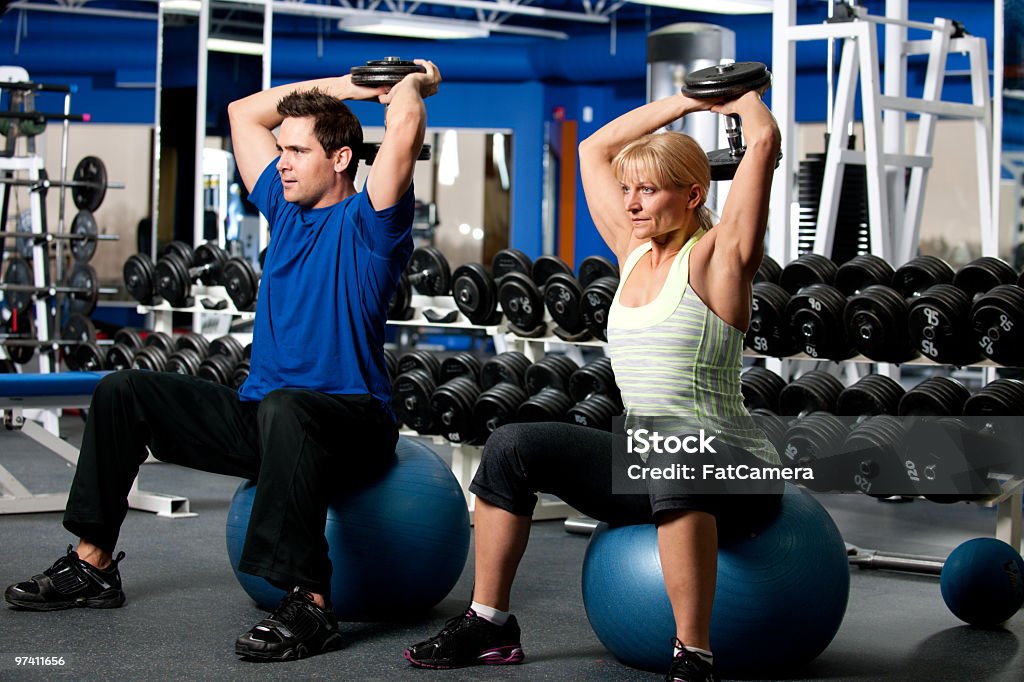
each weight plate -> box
[350,58,426,87]
[223,257,259,310]
[452,263,498,325]
[389,273,413,320]
[60,312,96,344]
[491,248,533,282]
[580,276,618,342]
[407,246,451,296]
[161,241,194,267]
[531,255,573,289]
[543,272,586,335]
[2,255,34,315]
[2,313,36,364]
[578,255,619,289]
[123,253,157,305]
[497,271,544,332]
[681,62,772,100]
[155,252,191,308]
[70,210,98,262]
[66,262,99,316]
[194,242,228,286]
[71,155,108,212]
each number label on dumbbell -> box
[979,336,994,355]
[923,307,940,327]
[999,314,1014,332]
[784,443,799,460]
[905,459,920,482]
[753,336,768,352]
[920,339,938,358]
[807,297,822,312]
[804,344,818,358]
[853,474,872,494]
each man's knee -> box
[257,389,305,425]
[92,369,139,405]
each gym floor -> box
[1,417,1022,681]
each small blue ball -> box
[940,537,1024,627]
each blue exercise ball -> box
[226,436,470,620]
[940,537,1024,627]
[581,486,849,676]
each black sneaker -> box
[666,640,719,682]
[405,608,525,669]
[235,587,343,661]
[5,545,126,611]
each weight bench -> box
[0,371,195,518]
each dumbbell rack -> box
[138,284,255,336]
[391,293,602,522]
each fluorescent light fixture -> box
[207,38,266,56]
[492,133,510,191]
[160,0,201,13]
[628,0,772,14]
[438,130,460,186]
[337,15,489,40]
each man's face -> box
[275,116,344,209]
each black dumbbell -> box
[156,242,229,308]
[222,256,261,311]
[451,263,503,326]
[679,61,778,181]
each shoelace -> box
[270,590,313,624]
[42,547,79,578]
[437,611,477,637]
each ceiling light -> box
[160,0,201,14]
[337,15,489,40]
[207,38,265,56]
[628,0,772,14]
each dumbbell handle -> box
[724,115,744,156]
[187,262,217,280]
[407,269,432,285]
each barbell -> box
[1,257,111,316]
[0,156,118,211]
[0,209,117,263]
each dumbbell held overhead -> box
[680,61,779,181]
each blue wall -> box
[0,1,998,261]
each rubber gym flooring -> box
[1,417,1022,681]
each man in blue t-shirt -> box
[5,60,441,662]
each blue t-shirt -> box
[239,158,414,413]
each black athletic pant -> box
[471,423,782,535]
[63,370,397,595]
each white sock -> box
[675,644,713,664]
[470,601,510,626]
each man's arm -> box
[365,60,441,211]
[227,76,385,194]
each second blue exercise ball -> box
[581,485,850,675]
[226,437,470,620]
[940,537,1024,627]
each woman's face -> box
[619,169,697,241]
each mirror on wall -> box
[152,1,267,261]
[356,127,513,270]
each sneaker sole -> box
[404,645,525,669]
[235,632,343,661]
[4,590,125,611]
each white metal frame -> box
[1,398,196,518]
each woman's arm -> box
[707,92,781,278]
[578,93,708,261]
